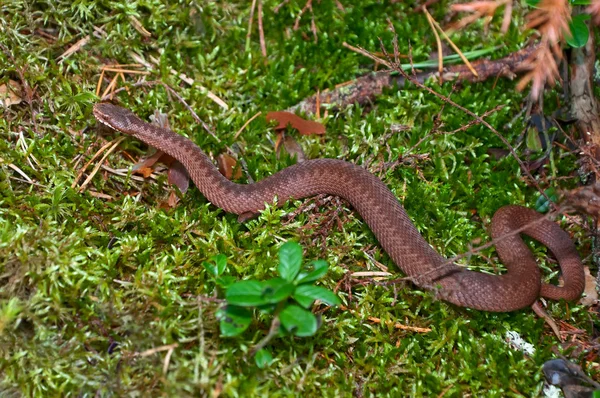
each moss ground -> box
[0,1,596,396]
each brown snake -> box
[93,103,585,312]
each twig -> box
[246,0,258,52]
[342,42,391,68]
[422,7,478,77]
[274,0,291,13]
[162,345,175,375]
[136,342,179,358]
[258,0,267,60]
[532,301,561,339]
[339,305,431,333]
[379,34,555,209]
[404,104,505,156]
[197,296,205,365]
[99,164,159,183]
[8,176,46,188]
[290,44,538,115]
[86,190,113,200]
[7,163,33,183]
[234,111,262,140]
[72,137,123,188]
[423,7,444,84]
[294,0,314,30]
[77,137,126,193]
[367,316,432,333]
[249,317,281,356]
[351,271,393,277]
[57,35,90,62]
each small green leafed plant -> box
[202,241,340,366]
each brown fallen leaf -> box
[0,80,22,107]
[563,183,600,218]
[276,134,306,162]
[158,190,180,210]
[133,154,189,193]
[134,166,154,178]
[487,147,510,160]
[167,191,180,208]
[132,150,172,172]
[217,153,242,180]
[580,266,598,307]
[168,161,190,194]
[266,111,325,135]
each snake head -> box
[93,103,136,132]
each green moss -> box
[0,0,595,396]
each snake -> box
[92,103,585,312]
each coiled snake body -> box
[93,103,584,312]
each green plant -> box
[202,241,340,367]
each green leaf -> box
[214,254,227,275]
[592,389,600,398]
[217,305,252,337]
[226,281,268,306]
[535,187,558,213]
[566,14,590,48]
[202,254,227,277]
[279,305,318,337]
[215,275,236,289]
[254,349,273,368]
[570,0,591,5]
[525,0,540,6]
[72,92,97,103]
[201,261,217,277]
[396,47,498,70]
[261,278,295,304]
[525,127,543,152]
[293,285,341,308]
[0,298,22,332]
[256,303,277,314]
[295,260,329,284]
[278,241,302,281]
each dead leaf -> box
[563,183,600,218]
[278,134,306,162]
[217,153,242,180]
[0,80,22,107]
[274,132,284,154]
[487,148,510,160]
[266,111,325,135]
[132,150,172,175]
[158,191,180,210]
[167,191,179,208]
[580,266,598,307]
[135,166,154,178]
[168,161,190,193]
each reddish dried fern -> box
[452,0,573,100]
